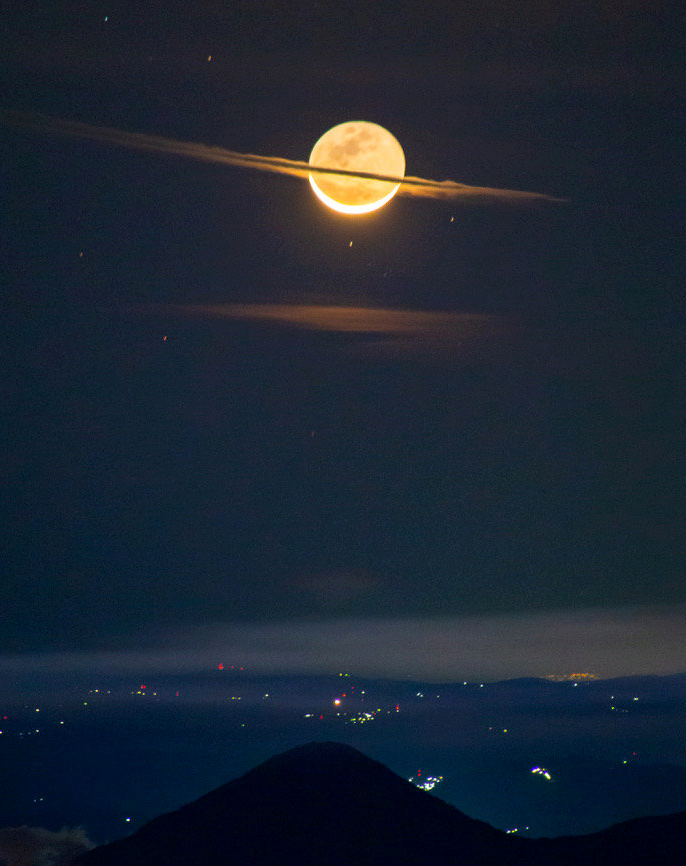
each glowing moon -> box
[308,121,405,215]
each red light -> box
[218,663,224,670]
[140,685,146,690]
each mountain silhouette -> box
[77,741,686,865]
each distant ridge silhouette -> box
[77,741,686,865]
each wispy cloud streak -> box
[157,303,502,335]
[140,303,510,360]
[3,112,565,204]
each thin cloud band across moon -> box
[3,111,565,210]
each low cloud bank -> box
[1,605,684,683]
[0,826,94,866]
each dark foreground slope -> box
[537,810,686,865]
[77,742,529,866]
[77,742,686,866]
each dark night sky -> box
[1,1,685,678]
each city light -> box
[409,775,444,792]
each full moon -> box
[308,121,405,215]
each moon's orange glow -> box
[308,121,405,215]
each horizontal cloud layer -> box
[1,605,684,682]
